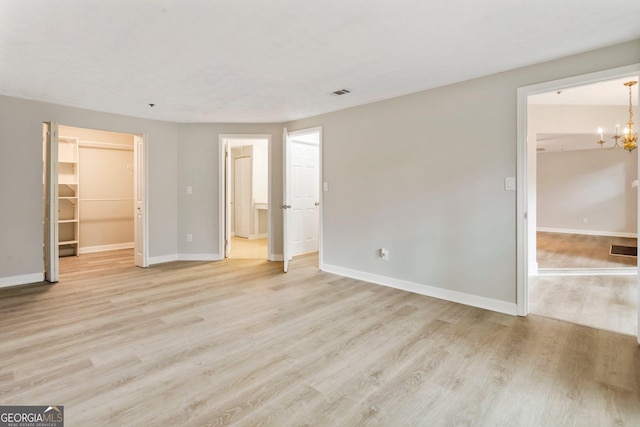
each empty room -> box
[1,1,639,425]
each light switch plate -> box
[505,177,516,191]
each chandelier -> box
[597,80,638,152]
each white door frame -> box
[134,134,149,267]
[516,63,640,342]
[43,125,148,280]
[283,126,323,270]
[283,128,291,272]
[218,134,272,260]
[44,122,59,282]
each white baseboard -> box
[529,261,539,276]
[320,263,518,316]
[248,234,268,240]
[177,253,220,261]
[537,227,637,238]
[270,254,284,262]
[79,242,134,254]
[148,253,222,265]
[148,254,179,265]
[0,273,44,289]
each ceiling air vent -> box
[331,89,351,96]
[536,148,546,152]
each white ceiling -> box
[1,1,639,123]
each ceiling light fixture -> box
[597,80,638,152]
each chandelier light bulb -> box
[595,80,637,152]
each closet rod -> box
[80,198,134,202]
[78,141,134,151]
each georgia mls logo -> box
[0,405,64,427]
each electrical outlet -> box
[187,234,193,242]
[582,218,588,224]
[380,248,389,261]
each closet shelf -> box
[57,135,79,256]
[80,198,134,202]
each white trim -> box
[321,263,517,316]
[537,227,637,238]
[218,134,272,262]
[134,133,149,268]
[248,234,268,240]
[0,273,44,289]
[148,254,180,265]
[44,121,59,283]
[516,63,640,320]
[537,268,636,276]
[270,254,284,262]
[79,242,135,254]
[148,253,221,265]
[178,253,219,261]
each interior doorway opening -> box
[42,123,147,282]
[219,135,271,260]
[516,64,640,341]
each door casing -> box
[43,125,148,281]
[218,134,272,260]
[516,63,640,343]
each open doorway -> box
[516,66,640,339]
[283,127,322,272]
[43,123,147,282]
[219,135,270,260]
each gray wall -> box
[0,95,178,280]
[529,104,638,237]
[176,123,284,257]
[537,149,637,235]
[1,39,638,308]
[286,40,640,305]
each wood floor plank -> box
[1,250,639,425]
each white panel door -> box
[44,122,59,282]
[134,134,147,267]
[234,157,252,238]
[225,143,232,257]
[283,128,291,272]
[290,141,319,256]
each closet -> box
[57,126,134,256]
[58,136,80,256]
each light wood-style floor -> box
[228,236,268,259]
[1,250,640,425]
[531,232,638,336]
[537,232,637,269]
